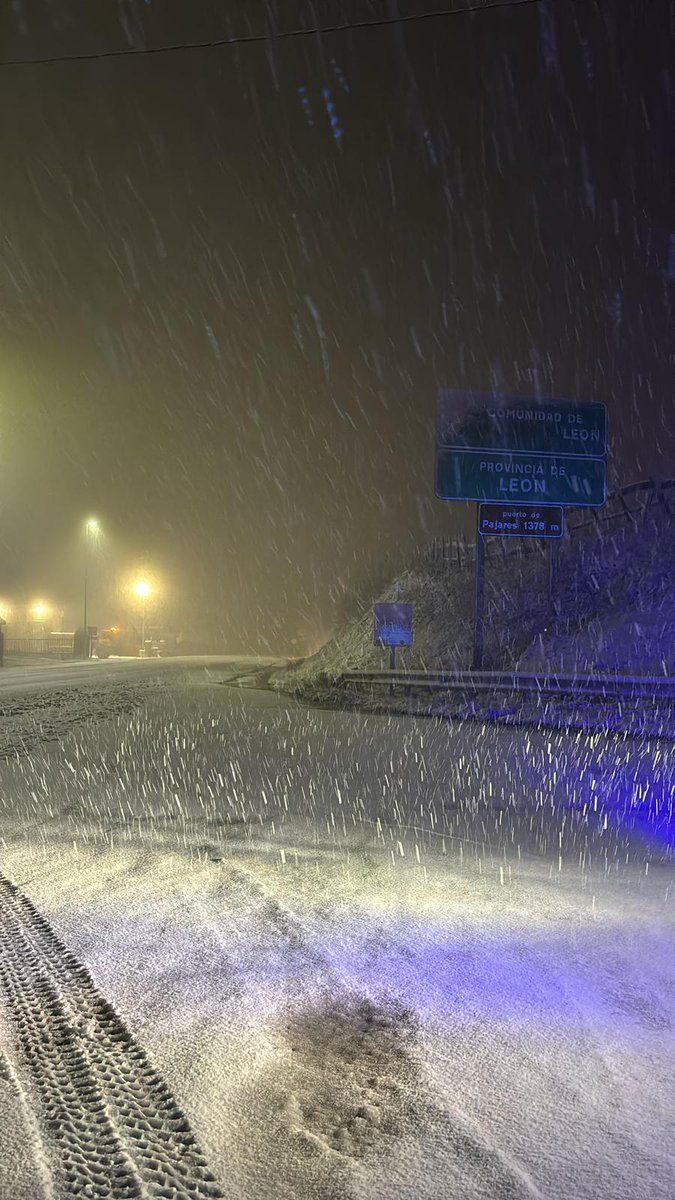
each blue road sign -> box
[374,603,413,647]
[478,503,564,538]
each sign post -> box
[435,392,608,670]
[473,506,564,668]
[374,603,413,690]
[472,510,486,670]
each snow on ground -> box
[0,669,673,1199]
[272,504,675,740]
[288,671,675,742]
[0,676,168,758]
[276,505,675,691]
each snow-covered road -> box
[0,667,672,1199]
[0,654,279,694]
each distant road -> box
[0,655,280,695]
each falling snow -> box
[0,1,673,1198]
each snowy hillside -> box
[277,489,675,692]
[519,506,675,675]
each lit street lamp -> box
[133,579,152,655]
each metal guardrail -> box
[339,669,675,702]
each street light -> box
[133,579,152,655]
[31,601,50,622]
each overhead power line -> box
[1,1,560,68]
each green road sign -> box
[437,392,608,458]
[436,448,607,507]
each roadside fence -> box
[4,633,75,660]
[422,478,675,571]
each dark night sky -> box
[1,0,673,649]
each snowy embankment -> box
[0,679,673,1200]
[273,504,675,732]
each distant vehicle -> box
[95,627,137,657]
[95,626,161,658]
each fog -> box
[1,0,672,651]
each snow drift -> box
[277,488,675,692]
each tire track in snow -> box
[425,1097,547,1200]
[0,1047,55,1200]
[0,874,223,1200]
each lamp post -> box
[78,519,100,660]
[133,579,152,656]
[83,519,100,635]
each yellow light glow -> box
[133,580,152,599]
[32,601,49,620]
[86,518,100,533]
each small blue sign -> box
[479,503,564,538]
[374,603,413,647]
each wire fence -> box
[422,478,675,572]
